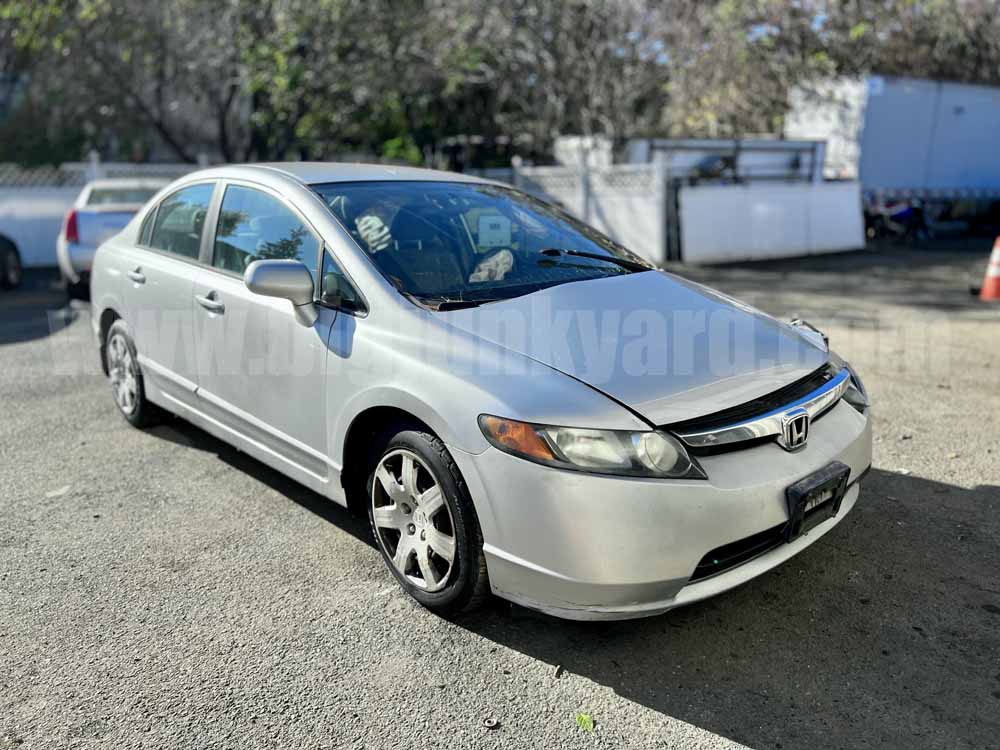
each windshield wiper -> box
[539,247,652,273]
[434,299,493,310]
[415,296,502,311]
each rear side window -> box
[139,210,155,245]
[148,183,214,259]
[213,185,320,279]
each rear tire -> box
[104,320,158,428]
[65,274,90,301]
[0,240,22,290]
[367,426,489,616]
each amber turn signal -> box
[479,416,556,462]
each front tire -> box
[367,427,489,616]
[65,276,90,301]
[104,320,158,428]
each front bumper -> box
[452,399,872,620]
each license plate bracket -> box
[783,461,851,543]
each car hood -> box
[438,270,828,425]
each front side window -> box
[213,185,321,279]
[320,250,364,313]
[311,180,651,306]
[148,183,214,259]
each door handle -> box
[127,268,146,284]
[194,293,225,314]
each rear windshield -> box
[87,187,160,205]
[311,180,651,305]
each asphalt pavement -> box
[2,243,998,749]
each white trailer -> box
[786,75,1000,199]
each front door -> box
[191,182,335,485]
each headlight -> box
[844,365,869,412]
[829,351,869,412]
[478,415,706,479]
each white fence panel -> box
[515,164,666,264]
[0,187,79,267]
[805,182,865,254]
[586,165,664,263]
[679,182,864,263]
[517,166,585,216]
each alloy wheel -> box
[371,448,457,593]
[107,333,138,416]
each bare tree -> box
[427,0,671,154]
[9,0,1000,165]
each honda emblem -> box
[778,408,810,451]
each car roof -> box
[221,162,489,187]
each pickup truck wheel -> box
[64,274,89,301]
[105,320,158,428]
[0,241,22,290]
[367,428,489,616]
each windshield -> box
[311,180,652,305]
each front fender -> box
[328,313,650,467]
[329,384,476,473]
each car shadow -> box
[140,410,999,748]
[455,469,1000,749]
[145,417,376,550]
[0,268,75,345]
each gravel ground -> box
[2,243,998,750]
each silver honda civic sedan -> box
[90,163,872,620]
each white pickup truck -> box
[57,179,168,298]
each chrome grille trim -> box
[675,368,852,449]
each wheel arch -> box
[0,232,19,253]
[97,307,122,376]
[338,404,438,516]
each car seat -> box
[380,204,469,295]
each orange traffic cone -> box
[980,238,1000,302]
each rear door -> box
[122,182,218,410]
[191,181,337,484]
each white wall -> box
[0,188,78,267]
[679,182,864,264]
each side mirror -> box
[244,259,318,327]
